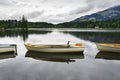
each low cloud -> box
[0,0,10,5]
[86,0,120,9]
[69,5,94,15]
[26,10,44,19]
[0,0,120,23]
[0,0,17,6]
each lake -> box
[0,29,120,80]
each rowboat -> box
[0,44,17,53]
[24,43,84,53]
[96,43,120,53]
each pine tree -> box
[20,16,28,30]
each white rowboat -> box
[25,43,84,53]
[0,44,17,53]
[96,43,120,53]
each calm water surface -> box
[0,29,120,80]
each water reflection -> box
[25,51,83,63]
[0,52,17,59]
[0,29,120,43]
[69,32,120,43]
[0,30,28,42]
[0,57,120,80]
[0,29,120,80]
[25,51,120,62]
[96,52,120,60]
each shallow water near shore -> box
[0,29,120,80]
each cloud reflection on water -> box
[0,58,120,80]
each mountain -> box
[73,5,120,22]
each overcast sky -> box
[0,0,120,24]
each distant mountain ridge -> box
[73,5,120,22]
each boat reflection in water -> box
[25,51,83,64]
[26,51,120,62]
[0,52,17,60]
[96,51,120,60]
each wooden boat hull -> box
[0,48,15,53]
[0,44,17,53]
[25,43,84,53]
[96,43,120,53]
[26,46,84,53]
